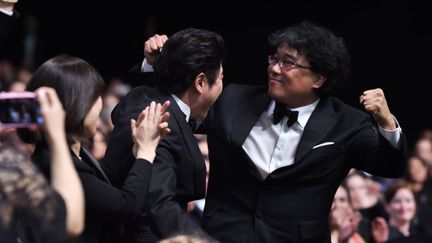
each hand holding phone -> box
[0,91,42,129]
[35,88,66,145]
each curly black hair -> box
[269,21,351,96]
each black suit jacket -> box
[202,84,407,243]
[32,144,152,243]
[103,86,206,242]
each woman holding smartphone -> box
[24,55,170,243]
[1,87,84,243]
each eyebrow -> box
[275,53,298,61]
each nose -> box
[269,62,282,74]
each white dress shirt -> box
[171,94,191,122]
[242,100,402,180]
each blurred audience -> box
[90,129,108,162]
[385,182,422,239]
[372,181,430,243]
[330,185,365,243]
[414,137,432,170]
[345,171,387,242]
[188,135,210,225]
[346,171,382,211]
[404,154,432,238]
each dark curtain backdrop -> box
[1,1,431,147]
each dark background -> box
[2,1,431,148]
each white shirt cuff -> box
[378,116,402,149]
[141,58,154,73]
[0,8,14,16]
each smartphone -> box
[0,92,43,128]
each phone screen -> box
[0,92,43,128]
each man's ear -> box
[194,72,207,93]
[312,74,326,89]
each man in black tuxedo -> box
[103,28,225,242]
[199,22,407,243]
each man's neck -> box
[172,92,193,121]
[279,96,320,109]
[174,88,199,120]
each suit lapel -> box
[154,89,203,170]
[232,91,271,147]
[169,95,206,194]
[294,97,339,162]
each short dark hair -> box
[384,180,415,204]
[154,28,225,95]
[269,21,351,95]
[26,55,105,143]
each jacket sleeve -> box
[146,132,204,237]
[348,115,407,178]
[80,158,153,219]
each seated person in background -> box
[372,181,430,243]
[345,170,387,242]
[187,135,210,225]
[330,185,365,243]
[403,154,432,238]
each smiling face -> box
[407,156,428,184]
[387,188,416,225]
[346,174,369,209]
[332,186,350,211]
[267,43,325,108]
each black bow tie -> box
[273,102,299,127]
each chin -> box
[268,88,282,101]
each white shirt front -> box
[242,99,402,180]
[242,100,319,180]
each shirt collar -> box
[0,8,14,16]
[171,94,191,122]
[266,99,320,128]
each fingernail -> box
[38,89,46,97]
